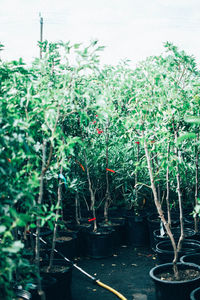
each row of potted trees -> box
[1,40,200,299]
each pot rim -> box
[153,227,196,237]
[180,253,200,264]
[156,239,200,253]
[190,286,200,299]
[149,262,200,284]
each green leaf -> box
[0,225,6,233]
[177,133,197,143]
[185,116,200,125]
[3,240,24,253]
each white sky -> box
[1,0,200,67]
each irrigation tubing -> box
[34,234,127,300]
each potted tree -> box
[128,43,200,300]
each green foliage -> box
[1,39,200,295]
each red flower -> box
[95,114,98,117]
[97,130,103,134]
[135,141,140,145]
[93,120,97,124]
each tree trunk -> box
[194,136,199,232]
[166,141,171,227]
[84,151,97,231]
[104,122,112,223]
[173,130,184,254]
[142,132,179,278]
[35,141,46,300]
[48,165,63,272]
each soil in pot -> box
[158,268,200,281]
[149,262,200,300]
[156,239,200,263]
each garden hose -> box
[37,235,127,300]
[95,280,127,300]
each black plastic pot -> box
[149,262,200,300]
[76,223,93,256]
[15,289,31,300]
[85,228,114,258]
[156,240,200,263]
[180,253,200,265]
[54,231,78,260]
[110,217,126,246]
[29,274,57,300]
[60,221,93,257]
[147,213,179,251]
[125,215,149,247]
[153,227,198,245]
[99,218,125,248]
[190,286,200,300]
[40,259,72,300]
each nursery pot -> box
[54,231,78,260]
[153,227,198,245]
[190,287,200,300]
[156,239,200,263]
[15,289,31,300]
[150,262,200,300]
[40,259,72,300]
[75,223,93,256]
[29,274,57,300]
[147,213,179,251]
[180,253,200,265]
[99,218,125,248]
[125,214,149,247]
[110,217,126,246]
[85,228,114,258]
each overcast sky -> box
[1,0,200,67]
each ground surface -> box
[71,245,157,300]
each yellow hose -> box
[96,280,127,300]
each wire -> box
[36,234,127,299]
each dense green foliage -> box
[0,40,200,297]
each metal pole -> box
[39,13,43,59]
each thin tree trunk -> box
[142,132,179,278]
[173,129,184,254]
[35,104,61,297]
[155,154,161,203]
[194,135,199,232]
[84,151,97,231]
[166,141,171,227]
[135,142,139,213]
[104,122,111,223]
[75,191,80,225]
[35,141,46,300]
[48,165,63,271]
